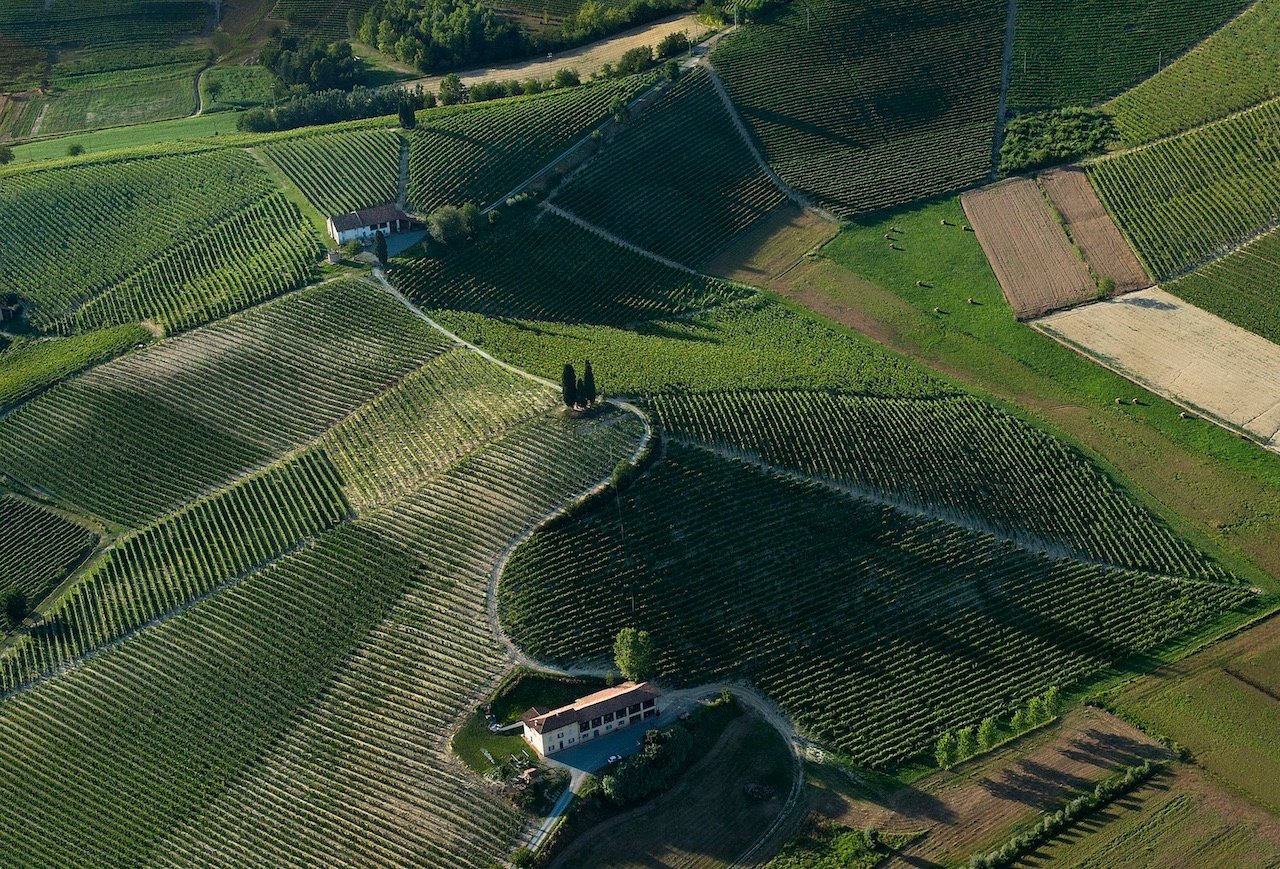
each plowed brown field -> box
[961,178,1095,319]
[1041,167,1152,292]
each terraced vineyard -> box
[1008,0,1249,110]
[391,210,745,324]
[501,442,1253,767]
[1105,0,1280,145]
[0,496,96,609]
[555,68,784,265]
[651,391,1231,581]
[711,0,1004,215]
[0,453,350,694]
[405,78,651,212]
[0,523,417,867]
[263,129,404,216]
[1168,227,1280,346]
[157,413,645,867]
[0,150,313,332]
[0,281,449,525]
[1087,97,1280,279]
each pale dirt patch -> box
[961,177,1095,319]
[1034,287,1280,451]
[704,204,838,285]
[398,14,710,93]
[819,706,1170,867]
[1040,166,1151,293]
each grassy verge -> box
[10,112,242,163]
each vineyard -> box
[0,523,417,867]
[650,390,1232,581]
[405,77,652,213]
[500,442,1253,767]
[0,150,314,332]
[390,210,745,324]
[554,68,784,266]
[1008,0,1249,111]
[1168,227,1280,346]
[156,414,644,867]
[0,496,96,608]
[0,324,150,408]
[262,129,403,216]
[1105,0,1280,145]
[711,0,1004,215]
[0,452,350,694]
[0,281,449,525]
[272,0,373,39]
[1086,97,1280,279]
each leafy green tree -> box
[978,716,998,751]
[935,730,957,768]
[616,45,653,75]
[427,205,467,244]
[656,31,690,58]
[398,101,416,129]
[373,230,388,266]
[1011,707,1029,732]
[1042,686,1061,717]
[582,359,596,404]
[66,143,84,157]
[956,726,976,760]
[554,67,580,88]
[459,202,481,237]
[2,588,27,630]
[1026,696,1045,726]
[561,363,577,408]
[663,59,681,81]
[613,627,654,681]
[610,95,630,123]
[0,144,12,166]
[438,73,464,105]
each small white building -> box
[520,681,660,756]
[326,203,415,245]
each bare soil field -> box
[1040,167,1152,292]
[1034,287,1280,451]
[1021,763,1280,868]
[817,706,1171,867]
[1111,613,1280,813]
[704,204,838,285]
[961,178,1096,318]
[399,14,710,94]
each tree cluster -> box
[936,686,1060,768]
[612,626,653,681]
[970,760,1162,868]
[427,203,482,245]
[600,724,693,804]
[236,85,427,132]
[260,36,362,92]
[561,360,597,409]
[354,0,685,74]
[999,107,1117,175]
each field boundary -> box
[990,0,1018,177]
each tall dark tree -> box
[561,363,577,408]
[576,376,585,405]
[373,230,388,266]
[2,588,27,631]
[398,101,416,129]
[582,360,596,405]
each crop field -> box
[0,0,210,57]
[0,324,151,408]
[1086,97,1280,280]
[651,390,1232,581]
[554,69,785,266]
[0,452,350,694]
[1106,0,1280,146]
[405,77,652,212]
[711,0,1005,216]
[1022,764,1280,868]
[16,61,202,139]
[0,149,315,332]
[1008,0,1249,111]
[1038,167,1151,292]
[391,210,745,324]
[200,65,278,113]
[501,442,1252,767]
[262,129,403,216]
[159,413,645,867]
[0,495,96,608]
[0,281,448,525]
[1167,226,1280,346]
[960,178,1096,318]
[1035,288,1280,451]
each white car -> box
[606,754,622,765]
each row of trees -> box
[561,361,597,409]
[236,84,428,132]
[600,724,693,804]
[936,686,1061,768]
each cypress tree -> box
[576,377,586,407]
[398,101,416,129]
[373,230,388,266]
[561,364,577,408]
[582,359,596,405]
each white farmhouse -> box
[520,681,660,756]
[326,203,415,245]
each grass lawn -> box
[491,669,608,725]
[452,709,534,775]
[201,65,277,112]
[788,194,1280,586]
[10,112,241,163]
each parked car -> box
[489,722,502,732]
[606,754,622,765]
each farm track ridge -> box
[991,0,1018,178]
